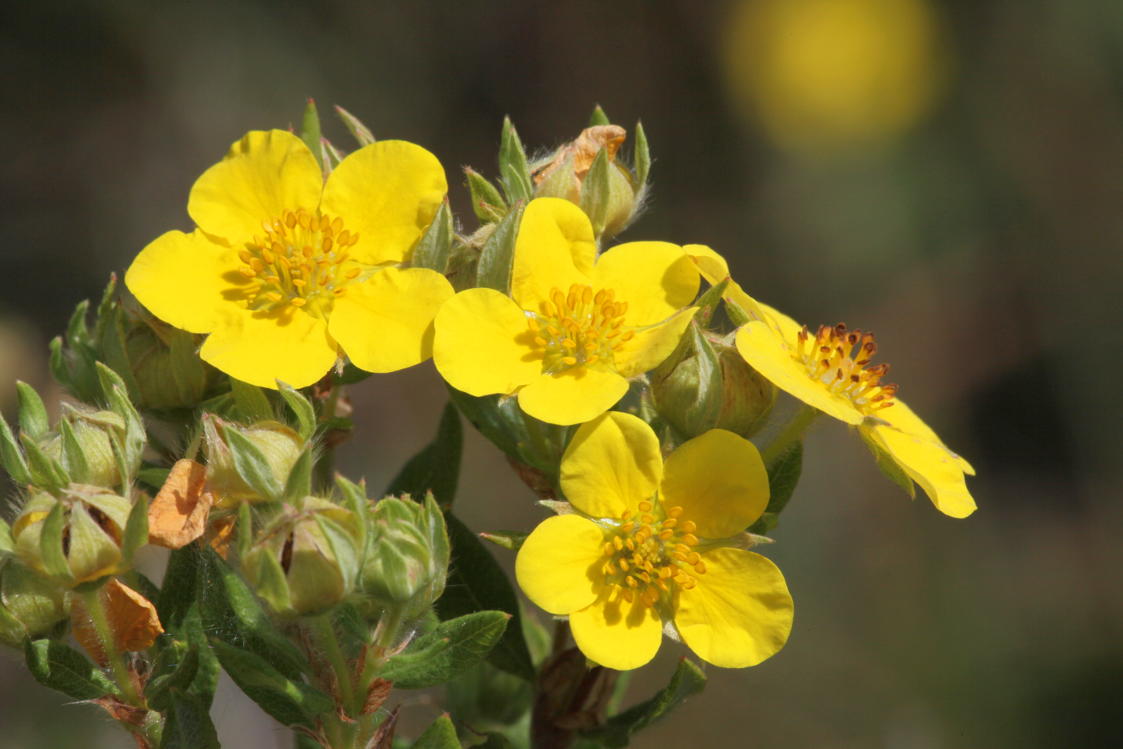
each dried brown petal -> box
[148,459,214,549]
[71,579,164,665]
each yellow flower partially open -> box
[433,198,699,425]
[684,245,976,518]
[516,412,793,670]
[126,129,453,388]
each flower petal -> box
[569,590,663,670]
[591,241,699,325]
[200,307,337,389]
[674,548,793,668]
[517,368,629,426]
[515,514,605,615]
[683,243,730,285]
[320,140,447,266]
[863,422,977,518]
[735,321,864,425]
[188,130,323,242]
[682,245,801,336]
[560,412,663,519]
[511,198,597,313]
[433,288,541,397]
[661,429,769,537]
[125,230,243,334]
[329,267,453,373]
[614,306,698,378]
[878,399,975,475]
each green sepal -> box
[56,418,90,483]
[579,658,706,748]
[588,104,611,127]
[38,501,71,579]
[381,610,509,689]
[222,424,283,502]
[299,99,323,170]
[413,200,455,273]
[321,138,344,170]
[249,543,292,614]
[121,494,149,562]
[579,147,612,236]
[633,121,651,189]
[0,517,12,555]
[335,105,375,146]
[160,688,220,749]
[412,714,462,749]
[95,363,144,467]
[498,116,533,204]
[861,431,916,499]
[723,294,753,327]
[20,434,67,490]
[386,401,462,508]
[137,465,170,493]
[278,383,316,442]
[230,378,274,424]
[209,639,333,728]
[315,512,361,592]
[334,474,368,552]
[236,501,254,560]
[0,411,30,485]
[478,530,528,552]
[650,322,723,441]
[749,441,803,534]
[282,448,314,503]
[476,201,525,295]
[438,514,534,680]
[15,381,48,441]
[24,638,119,700]
[465,167,508,224]
[693,277,729,329]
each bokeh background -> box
[2,0,1121,747]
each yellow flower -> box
[515,412,793,670]
[125,129,453,388]
[433,198,699,425]
[685,245,977,518]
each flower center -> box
[599,501,705,608]
[237,208,362,316]
[794,323,897,413]
[526,283,634,373]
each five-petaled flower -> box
[126,129,453,388]
[685,245,977,519]
[433,198,699,425]
[516,411,793,670]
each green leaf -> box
[476,201,525,294]
[413,201,455,273]
[588,104,611,127]
[750,441,803,534]
[437,514,534,680]
[498,117,533,204]
[230,378,274,424]
[278,383,316,442]
[221,424,283,502]
[465,167,508,223]
[20,434,68,490]
[335,105,375,146]
[145,642,200,711]
[581,658,706,748]
[160,688,220,749]
[412,714,461,749]
[299,99,323,168]
[282,448,314,503]
[633,121,651,188]
[121,494,149,562]
[579,147,612,236]
[198,547,308,680]
[158,546,201,630]
[24,638,118,700]
[15,382,48,440]
[0,411,30,484]
[386,402,462,507]
[381,610,508,689]
[209,639,333,728]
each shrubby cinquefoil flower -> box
[434,198,699,425]
[516,412,793,670]
[687,245,976,518]
[126,129,453,388]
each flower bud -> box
[0,560,68,647]
[111,307,219,410]
[204,416,305,507]
[41,408,124,488]
[241,497,362,617]
[532,125,638,239]
[359,493,449,621]
[11,489,132,586]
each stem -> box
[309,614,358,717]
[79,587,140,705]
[760,404,818,466]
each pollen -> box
[527,283,634,374]
[236,208,362,316]
[794,323,898,414]
[599,502,705,610]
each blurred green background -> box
[1,0,1121,747]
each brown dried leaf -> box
[362,678,393,716]
[72,579,165,665]
[148,459,214,549]
[366,705,399,749]
[207,513,237,559]
[93,694,149,727]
